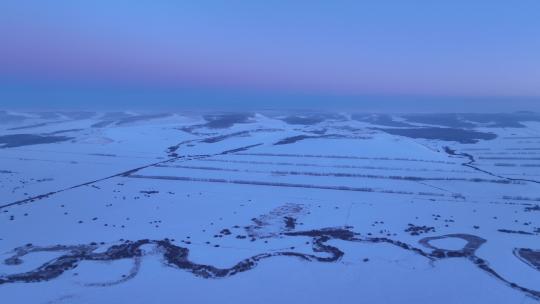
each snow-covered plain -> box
[0,110,539,303]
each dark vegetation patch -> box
[405,224,436,236]
[400,112,540,128]
[201,131,251,143]
[0,134,73,148]
[306,129,327,135]
[202,113,255,129]
[284,217,297,230]
[402,114,477,128]
[351,114,416,127]
[497,229,534,235]
[140,190,159,195]
[503,196,540,202]
[461,112,540,128]
[374,127,496,144]
[524,205,540,212]
[494,163,516,167]
[281,115,325,125]
[199,129,279,144]
[220,229,231,235]
[91,120,115,128]
[91,112,165,128]
[274,135,319,145]
[46,129,84,135]
[513,248,540,271]
[89,153,117,157]
[273,134,343,145]
[280,113,344,125]
[273,134,368,145]
[116,113,171,125]
[7,123,51,131]
[220,144,263,154]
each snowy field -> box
[0,110,539,303]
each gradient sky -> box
[1,0,539,110]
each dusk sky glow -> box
[1,0,539,110]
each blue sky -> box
[1,0,539,110]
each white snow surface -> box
[0,111,539,303]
